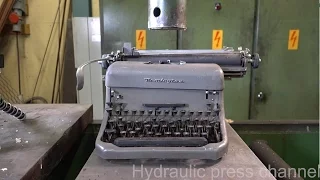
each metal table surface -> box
[0,104,93,180]
[76,123,276,180]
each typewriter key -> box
[170,123,176,129]
[161,124,168,128]
[201,132,208,138]
[105,129,116,141]
[160,119,166,126]
[123,110,129,114]
[194,119,199,126]
[147,131,154,136]
[205,125,212,131]
[200,118,208,124]
[214,122,220,128]
[108,119,116,128]
[152,124,159,128]
[118,123,124,131]
[156,110,162,115]
[172,110,178,115]
[120,131,127,137]
[192,132,200,137]
[135,120,141,126]
[197,125,203,129]
[126,121,133,131]
[174,132,181,136]
[164,131,172,136]
[183,132,190,136]
[187,125,194,129]
[180,110,186,115]
[129,131,136,137]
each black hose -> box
[0,98,26,120]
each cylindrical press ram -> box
[148,0,187,30]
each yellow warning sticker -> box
[212,30,223,49]
[288,29,299,50]
[136,30,146,50]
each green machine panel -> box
[99,0,318,120]
[252,0,319,119]
[182,0,255,120]
[100,0,177,53]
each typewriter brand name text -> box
[144,78,185,83]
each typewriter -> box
[76,45,260,160]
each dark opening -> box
[153,7,161,17]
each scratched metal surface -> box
[0,104,92,180]
[76,123,276,180]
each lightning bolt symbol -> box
[138,31,144,47]
[214,31,221,47]
[290,31,297,48]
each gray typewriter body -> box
[95,61,228,160]
[76,46,260,160]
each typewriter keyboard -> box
[101,109,222,147]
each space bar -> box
[113,137,208,147]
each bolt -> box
[215,2,222,10]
